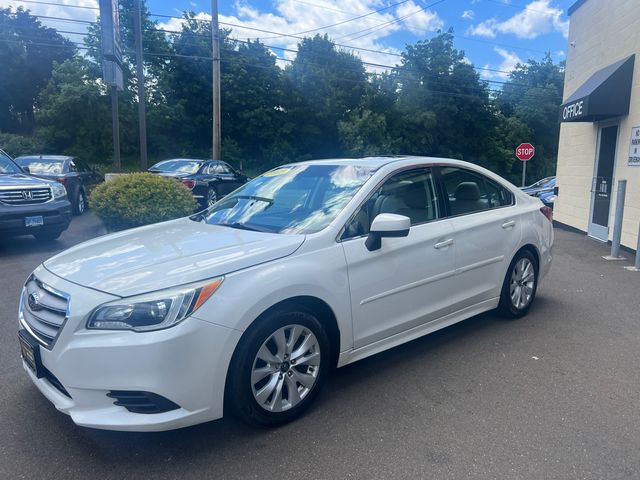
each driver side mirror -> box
[365,213,410,251]
[21,166,30,174]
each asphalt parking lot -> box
[1,215,639,480]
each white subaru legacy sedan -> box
[18,157,553,431]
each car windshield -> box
[0,153,21,174]
[16,159,65,174]
[199,164,374,234]
[150,160,202,174]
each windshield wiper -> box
[218,222,273,233]
[234,195,274,204]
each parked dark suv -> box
[15,155,103,215]
[148,158,248,207]
[0,150,72,241]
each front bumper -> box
[0,198,72,236]
[19,266,242,432]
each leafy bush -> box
[90,173,198,231]
[0,132,46,157]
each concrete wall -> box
[555,0,640,249]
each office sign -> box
[629,126,640,166]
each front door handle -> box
[502,220,516,230]
[434,238,454,250]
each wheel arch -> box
[223,295,341,416]
[240,295,341,368]
[516,243,540,269]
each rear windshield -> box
[150,160,202,174]
[15,159,65,174]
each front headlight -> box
[50,182,67,199]
[87,277,223,331]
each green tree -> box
[0,7,74,133]
[496,54,565,181]
[286,35,367,158]
[393,30,495,163]
[37,57,111,160]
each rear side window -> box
[440,167,513,216]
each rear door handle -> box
[434,238,454,250]
[502,220,516,230]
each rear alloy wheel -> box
[497,250,538,318]
[206,187,218,207]
[228,309,329,427]
[73,189,87,216]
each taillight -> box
[540,206,553,222]
[181,179,195,190]
[56,177,67,186]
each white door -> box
[439,166,522,311]
[340,168,456,349]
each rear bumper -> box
[0,199,72,236]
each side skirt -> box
[337,297,500,368]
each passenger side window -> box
[69,161,78,173]
[440,167,513,216]
[343,169,440,239]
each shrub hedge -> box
[90,173,198,231]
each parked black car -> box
[148,158,249,207]
[14,155,103,215]
[0,150,72,241]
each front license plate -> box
[25,216,44,227]
[19,330,43,378]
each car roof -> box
[285,156,486,169]
[157,158,209,163]
[15,155,73,162]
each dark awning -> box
[559,55,635,123]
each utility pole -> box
[211,0,221,160]
[133,0,148,170]
[110,85,120,171]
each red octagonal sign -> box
[516,143,535,161]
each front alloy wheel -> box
[251,325,321,413]
[227,309,329,427]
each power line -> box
[338,0,447,42]
[5,0,98,10]
[256,0,414,40]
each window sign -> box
[629,126,640,166]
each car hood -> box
[44,218,305,297]
[0,173,51,187]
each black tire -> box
[33,228,64,241]
[206,186,218,208]
[227,307,330,428]
[497,249,538,319]
[72,188,87,216]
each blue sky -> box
[2,0,575,82]
[150,0,574,81]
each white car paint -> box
[18,157,553,431]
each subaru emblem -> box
[28,292,43,311]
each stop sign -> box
[516,143,535,161]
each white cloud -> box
[158,0,440,71]
[467,0,569,40]
[461,10,474,20]
[481,47,523,80]
[0,0,98,40]
[396,1,444,35]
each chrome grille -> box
[0,187,52,205]
[19,276,69,349]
